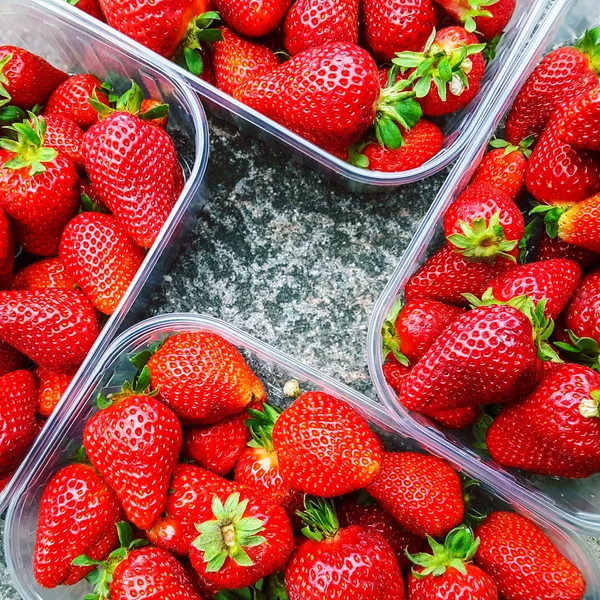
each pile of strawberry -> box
[382,28,600,479]
[32,330,585,599]
[66,0,517,173]
[0,46,184,485]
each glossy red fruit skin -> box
[556,86,600,151]
[284,0,359,56]
[383,357,411,392]
[215,0,291,37]
[400,304,542,414]
[562,269,600,344]
[146,515,197,557]
[83,111,180,248]
[33,463,121,588]
[42,114,85,170]
[361,120,444,172]
[0,46,68,109]
[285,525,405,599]
[84,394,182,530]
[558,193,600,252]
[361,0,437,62]
[367,452,464,538]
[409,563,498,600]
[505,46,599,145]
[472,147,528,200]
[0,212,14,291]
[36,367,73,418]
[436,0,515,40]
[70,0,107,21]
[534,231,599,270]
[0,341,27,377]
[0,289,100,373]
[235,41,380,156]
[213,27,279,96]
[475,512,586,600]
[272,392,383,497]
[44,74,109,130]
[404,244,516,306]
[12,257,77,291]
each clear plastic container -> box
[0,0,209,513]
[368,0,600,537]
[49,0,565,192]
[5,313,600,599]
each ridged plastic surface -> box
[0,0,209,513]
[368,0,600,536]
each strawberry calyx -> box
[0,53,13,108]
[555,330,600,373]
[182,12,224,77]
[0,113,58,176]
[530,204,568,239]
[381,298,410,367]
[579,390,600,418]
[462,479,492,528]
[456,0,500,34]
[576,27,600,74]
[215,573,288,600]
[518,220,536,264]
[407,526,480,579]
[99,365,156,407]
[246,403,282,452]
[297,497,340,541]
[482,33,502,63]
[489,135,534,158]
[192,492,267,572]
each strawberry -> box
[555,85,600,151]
[443,182,524,262]
[146,515,197,557]
[0,369,37,476]
[475,511,586,600]
[215,0,291,37]
[44,73,109,130]
[505,30,600,145]
[35,367,73,418]
[33,463,121,588]
[471,137,533,200]
[0,341,27,377]
[41,114,85,170]
[147,331,266,424]
[272,391,383,496]
[404,244,515,306]
[59,212,145,315]
[0,46,68,110]
[383,356,412,391]
[12,257,77,290]
[213,27,279,96]
[0,115,79,256]
[283,0,359,55]
[0,207,14,291]
[361,0,437,62]
[367,452,464,538]
[66,0,107,21]
[83,374,183,530]
[83,111,181,248]
[534,230,599,270]
[0,289,99,372]
[139,99,169,129]
[487,363,600,478]
[394,27,486,116]
[434,0,516,40]
[285,497,405,599]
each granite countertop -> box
[0,115,598,597]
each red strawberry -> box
[0,46,68,110]
[487,363,600,478]
[443,182,524,262]
[367,452,464,538]
[41,114,85,169]
[555,85,600,151]
[139,99,169,129]
[44,73,109,130]
[146,515,197,557]
[215,0,291,37]
[12,257,77,290]
[0,369,37,476]
[0,341,27,377]
[33,463,121,588]
[404,244,516,306]
[285,497,405,599]
[272,391,383,496]
[0,289,99,372]
[534,230,599,270]
[505,31,600,145]
[545,193,600,252]
[475,512,586,600]
[0,207,14,291]
[383,356,412,391]
[213,27,279,96]
[283,0,359,55]
[0,115,79,256]
[36,367,73,418]
[148,331,266,424]
[361,0,437,62]
[67,0,107,21]
[59,212,145,315]
[434,0,516,39]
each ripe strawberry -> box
[487,363,600,478]
[0,46,68,110]
[36,367,73,418]
[0,369,37,476]
[215,0,291,37]
[0,207,14,291]
[41,114,85,169]
[44,73,109,130]
[367,452,464,537]
[505,30,600,144]
[394,27,486,116]
[0,115,79,256]
[434,0,516,39]
[147,331,266,424]
[0,341,27,377]
[0,289,99,372]
[555,85,600,151]
[146,515,197,557]
[285,497,405,599]
[475,512,586,600]
[471,137,533,200]
[443,182,524,262]
[83,111,181,248]
[534,230,599,270]
[283,0,359,55]
[12,257,77,290]
[272,392,383,496]
[66,0,107,21]
[383,356,412,391]
[33,463,121,588]
[404,244,516,306]
[213,27,279,96]
[139,99,169,129]
[362,0,437,62]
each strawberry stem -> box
[246,403,281,452]
[182,11,223,76]
[297,497,339,541]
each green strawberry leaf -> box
[184,47,204,77]
[376,117,403,150]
